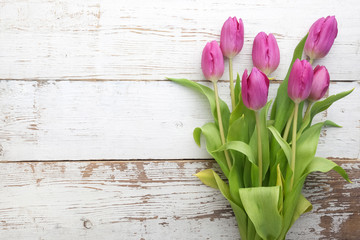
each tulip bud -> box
[288,59,314,103]
[304,16,338,60]
[220,17,244,58]
[252,32,280,75]
[201,41,224,82]
[241,67,269,111]
[308,65,330,101]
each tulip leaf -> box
[193,127,202,147]
[268,125,291,165]
[196,122,229,177]
[290,194,312,228]
[323,120,341,128]
[227,115,248,191]
[200,169,249,240]
[279,175,304,240]
[194,169,219,189]
[310,88,354,124]
[302,157,351,183]
[239,186,282,240]
[294,122,324,182]
[229,160,243,205]
[168,78,230,136]
[213,141,255,165]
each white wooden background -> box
[0,0,359,239]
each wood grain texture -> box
[0,0,360,81]
[0,80,358,161]
[0,159,358,239]
[0,1,359,239]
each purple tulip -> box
[201,41,224,82]
[241,67,269,111]
[252,32,280,75]
[288,59,314,103]
[220,17,244,58]
[304,16,338,60]
[308,65,330,101]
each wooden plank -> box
[0,159,358,239]
[0,0,360,81]
[0,80,358,161]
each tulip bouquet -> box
[169,16,353,240]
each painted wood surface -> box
[0,0,360,81]
[0,0,359,239]
[0,160,359,239]
[0,81,358,161]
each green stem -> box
[290,102,299,190]
[213,81,232,169]
[255,111,262,187]
[303,101,313,121]
[229,58,235,110]
[283,108,295,141]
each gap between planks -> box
[0,158,358,164]
[0,79,359,83]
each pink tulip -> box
[304,16,338,60]
[308,65,330,101]
[288,59,314,103]
[241,67,269,111]
[201,41,224,82]
[252,32,280,75]
[220,17,244,58]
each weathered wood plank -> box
[0,0,359,81]
[0,81,358,161]
[0,160,358,239]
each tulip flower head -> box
[201,41,224,82]
[241,67,269,111]
[304,16,338,60]
[252,32,280,75]
[288,59,314,103]
[220,17,244,58]
[308,65,330,101]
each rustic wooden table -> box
[0,0,359,239]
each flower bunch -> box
[169,16,352,240]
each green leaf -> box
[296,111,311,140]
[323,120,341,128]
[197,123,230,177]
[227,115,249,165]
[193,127,202,147]
[310,89,354,124]
[227,116,248,198]
[293,122,323,183]
[268,125,291,165]
[294,122,328,183]
[290,194,312,227]
[229,162,243,205]
[213,141,256,165]
[168,78,230,136]
[228,115,248,143]
[194,169,219,189]
[279,176,304,240]
[260,101,272,179]
[280,157,351,238]
[302,157,351,183]
[276,164,285,213]
[239,186,282,240]
[204,169,249,240]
